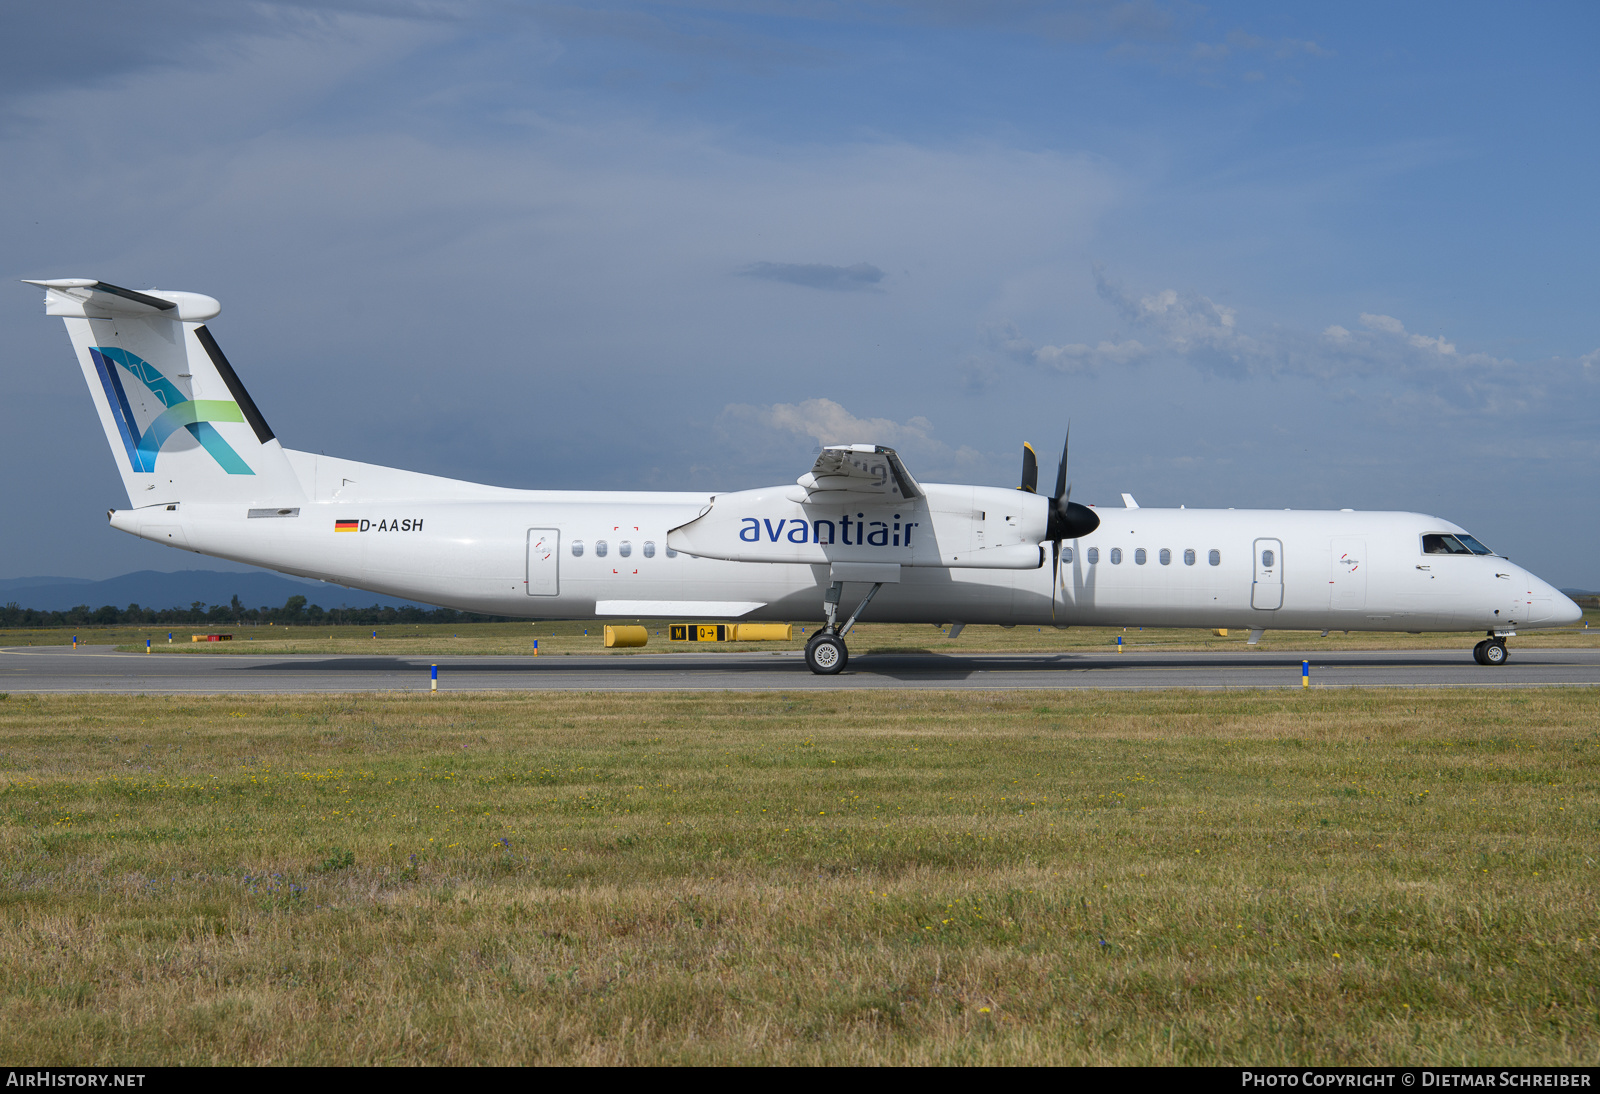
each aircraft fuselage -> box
[109,478,1577,634]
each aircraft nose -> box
[1553,592,1584,626]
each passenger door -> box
[1251,537,1283,610]
[526,528,560,596]
[1329,537,1367,610]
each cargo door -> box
[1251,537,1283,610]
[1329,537,1367,610]
[526,528,560,596]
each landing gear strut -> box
[805,580,884,675]
[1473,635,1509,666]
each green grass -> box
[0,689,1596,1064]
[1,612,1595,657]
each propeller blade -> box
[1050,538,1060,621]
[1043,429,1101,542]
[1043,426,1097,619]
[1018,442,1038,493]
[1053,430,1069,503]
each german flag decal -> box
[334,520,360,533]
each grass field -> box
[1,613,1595,657]
[1,688,1596,1065]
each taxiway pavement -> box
[4,645,1599,693]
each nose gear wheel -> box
[1473,638,1509,666]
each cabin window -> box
[1063,547,1073,563]
[1208,549,1220,566]
[1261,549,1275,568]
[1110,548,1123,565]
[1134,548,1147,565]
[642,541,656,558]
[1087,547,1099,564]
[1159,548,1171,566]
[570,540,584,557]
[1184,549,1196,566]
[595,540,608,558]
[618,541,632,558]
[665,546,678,558]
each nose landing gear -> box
[1473,636,1509,666]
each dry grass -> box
[0,688,1596,1064]
[3,612,1596,657]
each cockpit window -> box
[1423,533,1493,556]
[1422,534,1469,555]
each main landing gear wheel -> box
[805,633,848,675]
[1473,640,1508,666]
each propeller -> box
[1039,430,1100,618]
[1018,442,1038,493]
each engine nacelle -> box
[666,483,1048,569]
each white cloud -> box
[1090,270,1274,375]
[1032,339,1150,369]
[715,399,986,483]
[991,269,1598,430]
[985,319,1149,372]
[1359,313,1406,335]
[1361,313,1458,354]
[725,398,935,447]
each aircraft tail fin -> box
[30,279,305,509]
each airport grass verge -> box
[0,688,1596,1064]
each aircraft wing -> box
[797,445,923,500]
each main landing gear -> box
[1473,634,1510,666]
[804,580,884,675]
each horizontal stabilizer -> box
[24,279,221,321]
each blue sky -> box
[3,1,1596,586]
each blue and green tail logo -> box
[89,347,253,475]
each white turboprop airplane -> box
[31,278,1582,674]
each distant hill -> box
[0,576,92,594]
[0,571,429,613]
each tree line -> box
[0,595,514,628]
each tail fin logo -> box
[89,347,254,475]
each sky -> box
[2,1,1597,587]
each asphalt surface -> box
[4,644,1599,693]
